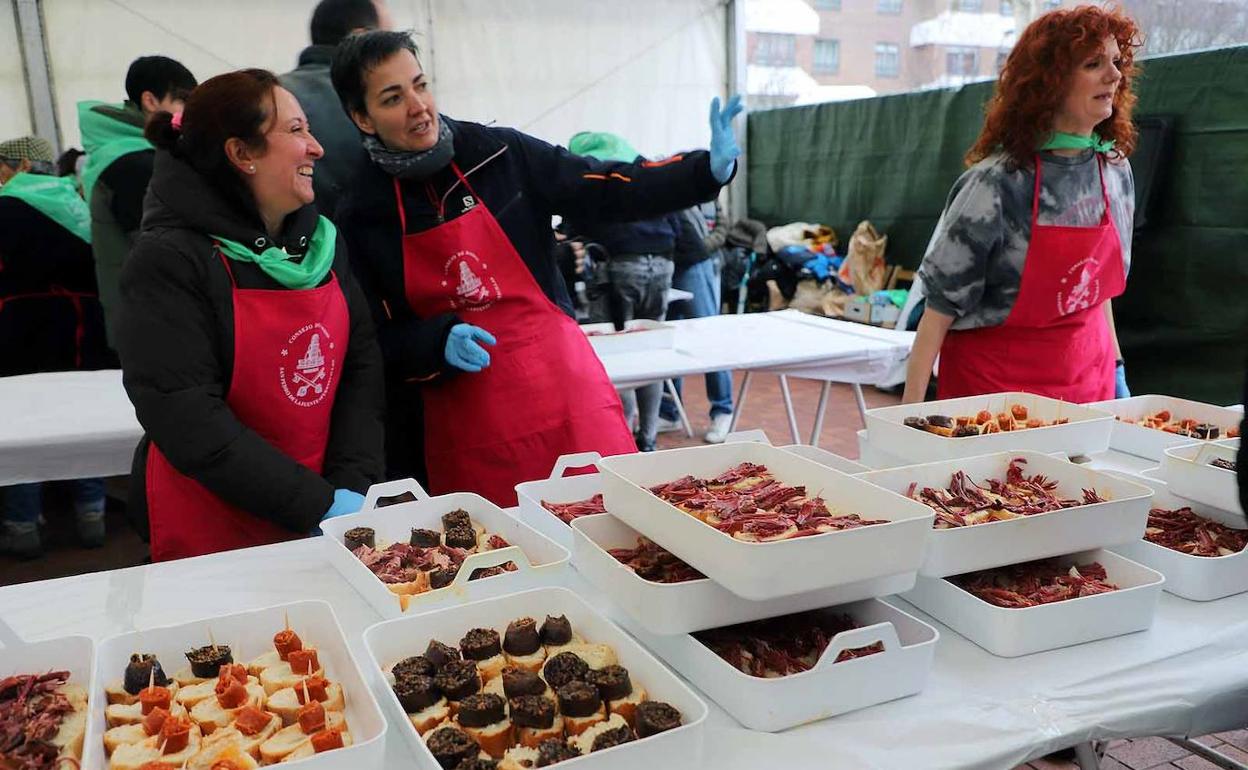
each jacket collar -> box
[296,45,334,68]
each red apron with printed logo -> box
[938,155,1126,403]
[145,253,349,561]
[395,165,635,506]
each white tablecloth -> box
[1,514,1244,770]
[0,370,140,486]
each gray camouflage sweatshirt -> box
[917,149,1134,330]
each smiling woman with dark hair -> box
[331,31,741,505]
[117,69,385,562]
[904,6,1143,405]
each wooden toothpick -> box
[207,628,217,652]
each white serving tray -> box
[83,600,386,770]
[514,451,606,550]
[597,442,935,601]
[322,479,570,619]
[859,450,1154,577]
[865,392,1114,464]
[1160,439,1242,516]
[903,548,1164,657]
[571,513,915,635]
[1105,472,1248,601]
[621,598,937,732]
[0,618,95,766]
[1086,395,1242,461]
[725,429,870,474]
[856,428,911,470]
[362,586,708,770]
[582,319,677,356]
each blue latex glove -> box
[708,94,744,184]
[1115,362,1130,399]
[322,488,364,521]
[445,323,497,372]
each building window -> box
[814,0,841,9]
[996,49,1010,72]
[953,0,983,10]
[999,0,1014,14]
[877,0,903,14]
[875,43,900,77]
[754,33,797,66]
[946,46,979,76]
[814,39,841,74]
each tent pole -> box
[11,0,60,153]
[726,0,747,223]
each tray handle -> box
[448,546,534,590]
[0,616,22,650]
[724,430,772,445]
[548,452,602,480]
[361,478,431,512]
[811,621,902,673]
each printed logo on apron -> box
[441,249,501,312]
[1057,257,1101,315]
[462,195,476,211]
[280,322,337,407]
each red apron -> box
[394,165,635,506]
[938,155,1125,403]
[145,253,349,561]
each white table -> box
[1,522,1245,770]
[0,370,140,486]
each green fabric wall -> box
[747,46,1248,404]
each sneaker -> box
[76,508,106,549]
[656,416,683,434]
[704,413,734,444]
[0,521,42,560]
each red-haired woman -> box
[903,6,1141,404]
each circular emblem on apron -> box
[1056,257,1101,316]
[279,322,337,407]
[441,249,501,312]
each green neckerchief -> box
[0,172,91,242]
[78,100,153,204]
[213,216,337,290]
[1039,131,1116,153]
[568,131,640,162]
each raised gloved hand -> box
[445,323,497,373]
[323,489,364,520]
[708,94,744,184]
[1114,361,1130,399]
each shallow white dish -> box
[1087,395,1242,461]
[0,618,95,768]
[1160,439,1242,516]
[514,452,605,550]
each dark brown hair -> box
[966,5,1143,168]
[146,68,280,212]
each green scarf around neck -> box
[213,215,337,290]
[0,173,91,242]
[1039,131,1116,153]
[78,101,153,204]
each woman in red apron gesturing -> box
[903,7,1141,405]
[332,32,740,505]
[118,70,385,561]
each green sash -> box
[78,101,153,204]
[0,172,91,242]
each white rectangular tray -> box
[597,442,935,601]
[858,451,1154,577]
[856,428,912,470]
[1161,439,1242,515]
[571,513,915,635]
[0,619,95,766]
[362,586,708,770]
[903,548,1164,657]
[620,598,937,732]
[865,392,1114,464]
[582,319,676,356]
[725,429,870,474]
[83,600,386,770]
[1086,395,1242,460]
[1106,472,1248,601]
[514,452,606,550]
[322,478,571,619]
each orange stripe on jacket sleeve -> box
[641,155,684,168]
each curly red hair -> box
[967,5,1143,168]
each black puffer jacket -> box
[335,116,727,480]
[118,150,385,538]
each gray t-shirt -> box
[917,149,1134,330]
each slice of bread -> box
[103,723,148,756]
[275,730,353,762]
[572,713,630,754]
[185,733,261,770]
[516,716,564,749]
[407,697,450,735]
[105,700,189,729]
[49,684,87,760]
[245,650,283,677]
[461,718,513,759]
[559,643,617,671]
[607,686,647,728]
[107,724,202,770]
[503,648,547,674]
[563,703,607,737]
[187,683,265,734]
[170,667,210,688]
[106,680,180,706]
[267,682,345,725]
[260,661,325,695]
[499,745,539,770]
[476,654,508,683]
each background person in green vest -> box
[0,136,113,558]
[81,55,197,349]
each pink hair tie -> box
[171,111,184,131]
